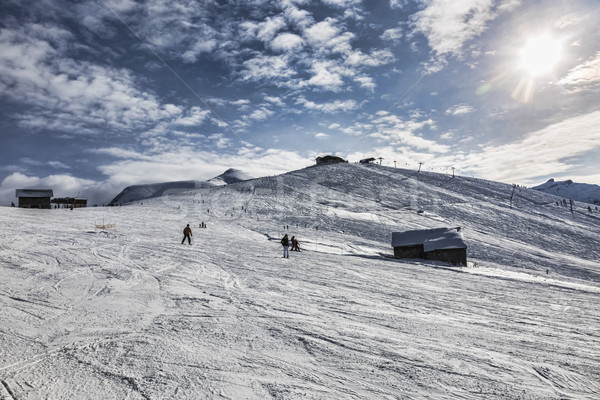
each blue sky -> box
[1,0,599,205]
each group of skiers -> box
[280,234,300,258]
[181,225,301,258]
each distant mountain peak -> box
[533,178,600,205]
[208,168,253,186]
[109,180,214,205]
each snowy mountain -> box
[109,180,215,205]
[109,169,253,205]
[532,178,600,205]
[1,163,599,399]
[207,168,254,186]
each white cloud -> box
[369,112,447,153]
[304,18,354,55]
[297,97,359,113]
[173,107,211,126]
[0,25,185,135]
[381,27,403,42]
[208,133,232,149]
[557,52,600,91]
[440,131,455,140]
[48,161,71,169]
[270,32,304,52]
[245,107,275,122]
[464,111,600,184]
[315,133,329,139]
[241,54,295,83]
[346,49,395,67]
[304,60,345,91]
[92,148,152,160]
[390,0,410,9]
[355,75,376,91]
[321,0,361,7]
[282,2,313,29]
[410,0,520,57]
[445,104,475,116]
[264,96,285,106]
[256,16,287,42]
[182,39,217,63]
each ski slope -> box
[1,164,599,399]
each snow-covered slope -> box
[533,178,600,205]
[1,163,599,399]
[109,180,215,205]
[207,168,254,186]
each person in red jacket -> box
[182,224,192,245]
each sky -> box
[1,0,599,206]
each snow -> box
[1,163,600,399]
[208,168,254,186]
[391,228,466,251]
[533,178,600,206]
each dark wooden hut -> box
[359,157,376,164]
[392,227,467,266]
[315,155,347,165]
[15,189,54,209]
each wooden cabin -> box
[15,189,54,209]
[392,227,467,266]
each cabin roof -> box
[15,189,54,198]
[392,228,466,252]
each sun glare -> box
[519,34,562,76]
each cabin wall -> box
[423,248,467,266]
[393,245,424,259]
[18,197,51,209]
[394,245,467,266]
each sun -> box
[519,34,562,76]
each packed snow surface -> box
[1,164,599,399]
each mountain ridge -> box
[532,178,600,205]
[109,168,253,205]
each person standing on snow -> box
[291,236,300,252]
[281,234,290,258]
[182,224,193,245]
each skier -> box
[181,224,192,245]
[281,234,289,258]
[291,236,300,252]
